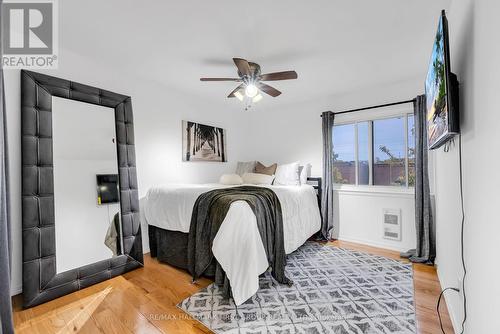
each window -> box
[332,124,355,184]
[332,114,415,187]
[373,117,405,186]
[333,124,356,184]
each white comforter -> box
[143,183,321,305]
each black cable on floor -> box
[437,287,460,333]
[436,135,467,334]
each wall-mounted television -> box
[425,10,459,150]
[96,174,119,205]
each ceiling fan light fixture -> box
[201,58,297,104]
[245,84,258,98]
[252,93,263,103]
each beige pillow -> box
[255,162,277,176]
[235,161,256,176]
[242,173,275,185]
[219,174,243,185]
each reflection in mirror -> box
[52,97,121,273]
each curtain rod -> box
[321,98,416,117]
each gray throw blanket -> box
[187,186,292,295]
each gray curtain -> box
[320,111,335,240]
[0,0,14,330]
[401,95,435,263]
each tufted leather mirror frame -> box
[21,70,143,308]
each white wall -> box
[246,78,422,251]
[5,52,251,295]
[434,0,500,332]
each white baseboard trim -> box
[337,236,411,253]
[436,267,460,334]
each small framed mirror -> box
[21,70,143,308]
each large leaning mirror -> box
[21,70,143,308]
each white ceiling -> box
[59,0,451,107]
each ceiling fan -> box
[200,58,298,103]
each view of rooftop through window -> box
[332,114,415,187]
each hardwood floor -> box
[12,241,454,333]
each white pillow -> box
[274,162,300,186]
[235,161,256,176]
[242,173,275,185]
[299,164,311,185]
[219,174,243,185]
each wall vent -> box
[383,209,401,241]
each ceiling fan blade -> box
[200,78,241,82]
[227,84,244,98]
[259,71,298,81]
[257,82,282,97]
[233,58,251,76]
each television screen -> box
[96,174,119,205]
[425,10,459,150]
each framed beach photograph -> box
[182,120,227,162]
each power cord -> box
[437,287,460,333]
[436,134,467,334]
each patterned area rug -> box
[178,242,416,333]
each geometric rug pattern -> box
[178,241,416,333]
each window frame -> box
[332,110,415,191]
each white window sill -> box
[332,184,415,196]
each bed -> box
[143,183,321,305]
